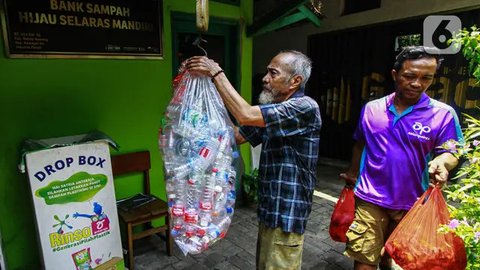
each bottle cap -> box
[197,229,206,237]
[186,230,195,237]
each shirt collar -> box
[290,87,305,99]
[386,92,430,109]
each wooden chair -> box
[111,151,172,270]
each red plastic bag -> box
[385,186,467,270]
[329,185,355,242]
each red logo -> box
[92,217,110,235]
[199,147,210,158]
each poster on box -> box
[25,142,124,270]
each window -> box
[394,34,422,51]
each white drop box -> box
[22,132,125,270]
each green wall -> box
[0,0,252,268]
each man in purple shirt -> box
[341,46,463,270]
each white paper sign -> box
[26,142,124,270]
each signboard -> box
[1,0,163,59]
[25,142,124,270]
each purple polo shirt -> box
[353,92,463,210]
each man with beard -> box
[340,46,463,270]
[186,50,321,270]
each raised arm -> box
[185,56,265,127]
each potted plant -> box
[439,26,480,270]
[242,168,259,207]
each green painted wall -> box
[0,0,252,269]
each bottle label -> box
[185,212,198,223]
[199,201,212,210]
[172,205,185,216]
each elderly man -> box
[186,50,322,270]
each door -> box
[172,12,240,90]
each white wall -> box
[253,0,480,74]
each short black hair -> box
[393,46,444,72]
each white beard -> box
[258,89,276,104]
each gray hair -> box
[279,50,312,88]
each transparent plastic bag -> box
[159,65,238,255]
[385,186,467,270]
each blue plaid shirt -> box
[239,89,321,234]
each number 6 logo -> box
[423,15,461,54]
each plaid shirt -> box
[239,89,321,234]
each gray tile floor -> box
[131,162,353,270]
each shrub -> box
[439,25,480,270]
[242,168,259,204]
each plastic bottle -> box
[215,128,232,160]
[194,137,220,172]
[165,103,181,122]
[206,223,221,242]
[212,184,226,217]
[198,167,218,226]
[159,124,176,170]
[175,137,192,158]
[216,216,232,238]
[176,106,208,138]
[186,235,202,253]
[184,208,198,238]
[168,162,191,180]
[185,177,199,210]
[176,176,187,205]
[198,206,212,227]
[165,179,175,196]
[226,190,236,208]
[170,203,185,238]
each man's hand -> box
[339,172,357,186]
[428,160,449,186]
[185,56,223,78]
[428,152,458,187]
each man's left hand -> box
[185,56,222,78]
[428,160,449,186]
